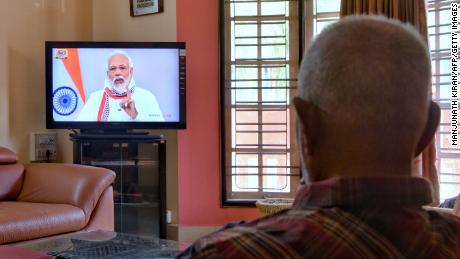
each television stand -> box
[70,134,166,238]
[71,130,163,140]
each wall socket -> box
[166,210,172,224]
[30,132,57,162]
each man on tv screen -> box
[75,50,164,121]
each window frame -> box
[219,0,303,206]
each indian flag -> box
[52,48,86,121]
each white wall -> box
[0,2,9,149]
[0,0,93,160]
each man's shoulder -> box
[203,208,323,239]
[191,220,300,258]
[426,209,460,229]
[181,209,325,258]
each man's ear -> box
[415,101,440,156]
[293,97,318,156]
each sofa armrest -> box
[84,186,114,231]
[17,163,115,224]
[0,147,18,164]
[0,147,24,200]
[0,164,24,200]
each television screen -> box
[46,41,186,130]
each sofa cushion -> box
[0,164,24,200]
[0,202,86,244]
[0,147,18,165]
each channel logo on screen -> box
[55,49,68,59]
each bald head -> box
[295,15,435,180]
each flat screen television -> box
[46,41,186,131]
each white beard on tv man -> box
[110,75,131,95]
[75,51,164,122]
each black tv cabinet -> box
[71,134,166,238]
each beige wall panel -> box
[0,0,92,161]
[92,0,176,41]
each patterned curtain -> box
[340,0,439,205]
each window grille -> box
[221,0,300,204]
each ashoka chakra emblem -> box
[53,86,78,116]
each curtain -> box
[340,0,427,39]
[340,0,440,205]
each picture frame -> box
[130,0,164,17]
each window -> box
[220,0,300,205]
[428,0,460,201]
[220,0,341,205]
[303,0,341,50]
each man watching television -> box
[177,15,460,258]
[76,50,164,121]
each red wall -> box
[177,1,261,226]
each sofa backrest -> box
[17,163,115,224]
[0,147,24,200]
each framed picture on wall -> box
[130,0,164,17]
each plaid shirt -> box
[177,176,460,258]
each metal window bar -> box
[440,172,460,176]
[231,165,297,168]
[227,0,296,3]
[235,100,287,104]
[236,43,287,46]
[428,0,458,3]
[440,148,460,151]
[438,153,460,159]
[230,61,289,66]
[235,35,286,39]
[235,144,288,147]
[234,58,288,61]
[237,130,287,133]
[440,182,460,185]
[433,73,456,76]
[233,20,288,25]
[230,78,296,81]
[236,122,287,125]
[233,62,284,66]
[428,23,452,28]
[229,87,296,90]
[231,174,299,177]
[429,32,456,37]
[232,15,290,20]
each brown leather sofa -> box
[0,147,116,244]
